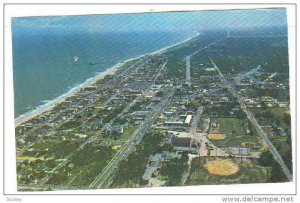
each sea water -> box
[12,30,191,118]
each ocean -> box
[12,30,191,118]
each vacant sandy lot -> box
[208,133,226,140]
[204,159,239,176]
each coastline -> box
[15,31,200,127]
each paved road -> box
[42,61,168,185]
[233,65,261,84]
[190,42,216,58]
[16,59,149,156]
[40,59,149,136]
[38,60,162,185]
[190,107,203,136]
[180,154,197,186]
[89,87,176,189]
[182,42,218,87]
[209,57,293,181]
[186,56,191,86]
[264,72,277,83]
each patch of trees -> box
[114,117,127,125]
[47,168,68,185]
[249,87,290,102]
[59,121,81,130]
[160,152,189,186]
[111,131,165,188]
[71,145,113,167]
[258,151,289,183]
[103,105,125,123]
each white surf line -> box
[15,32,200,127]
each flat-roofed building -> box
[184,115,192,126]
[164,121,184,126]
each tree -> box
[258,151,273,167]
[283,113,291,126]
[270,160,289,183]
[283,149,293,173]
[155,91,164,97]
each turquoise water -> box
[11,9,287,118]
[12,30,191,118]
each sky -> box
[12,8,287,34]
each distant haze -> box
[11,8,288,118]
[12,8,287,33]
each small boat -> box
[73,56,79,63]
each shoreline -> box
[15,31,200,127]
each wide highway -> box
[209,57,292,181]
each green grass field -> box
[208,117,258,148]
[210,133,258,148]
[218,118,245,134]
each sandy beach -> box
[15,31,200,127]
